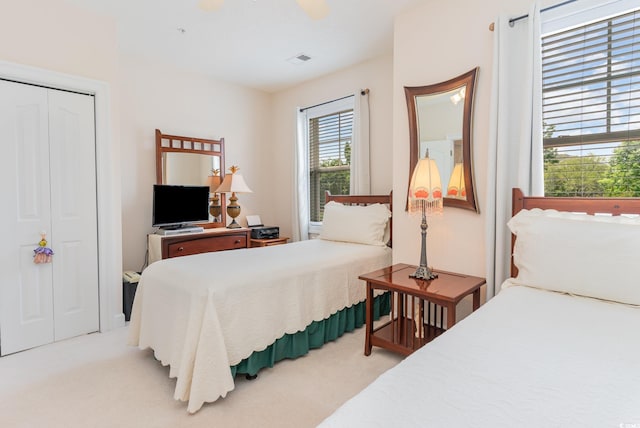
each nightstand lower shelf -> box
[371,316,445,356]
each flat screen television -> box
[152,184,210,228]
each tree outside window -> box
[308,109,353,221]
[542,9,640,197]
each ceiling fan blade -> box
[295,0,330,20]
[198,0,225,12]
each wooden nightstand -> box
[250,237,289,248]
[360,263,485,357]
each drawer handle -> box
[178,246,184,252]
[235,240,241,244]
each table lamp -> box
[207,169,222,222]
[214,165,253,228]
[446,163,466,199]
[408,156,443,280]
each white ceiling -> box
[67,0,424,92]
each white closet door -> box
[0,80,55,355]
[0,81,99,356]
[48,90,99,341]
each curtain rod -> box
[489,0,578,31]
[299,88,369,112]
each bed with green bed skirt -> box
[231,292,390,377]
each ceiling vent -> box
[287,54,312,65]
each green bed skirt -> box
[231,292,390,377]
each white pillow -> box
[320,201,391,246]
[507,208,640,305]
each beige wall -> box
[118,55,272,270]
[0,0,118,81]
[393,0,554,298]
[270,54,395,239]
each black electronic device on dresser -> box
[246,214,279,239]
[250,226,280,240]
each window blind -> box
[309,109,353,221]
[542,8,640,197]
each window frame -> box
[302,96,355,234]
[541,4,640,197]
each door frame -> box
[0,60,125,332]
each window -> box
[304,97,354,224]
[542,8,640,197]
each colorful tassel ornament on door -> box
[33,232,53,264]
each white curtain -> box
[350,90,371,194]
[485,2,543,299]
[293,108,310,241]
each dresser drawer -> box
[166,234,247,258]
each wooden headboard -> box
[325,191,393,247]
[510,187,640,277]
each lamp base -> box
[409,266,438,280]
[225,192,242,229]
[209,205,222,222]
[227,218,242,229]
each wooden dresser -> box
[148,228,250,264]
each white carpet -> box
[0,325,401,427]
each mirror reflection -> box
[162,152,221,186]
[415,87,464,199]
[405,67,478,212]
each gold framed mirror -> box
[155,129,227,227]
[405,67,478,212]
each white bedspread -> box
[320,285,640,427]
[128,239,391,413]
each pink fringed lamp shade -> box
[408,157,443,215]
[446,163,466,198]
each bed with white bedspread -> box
[128,193,392,413]
[320,188,640,427]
